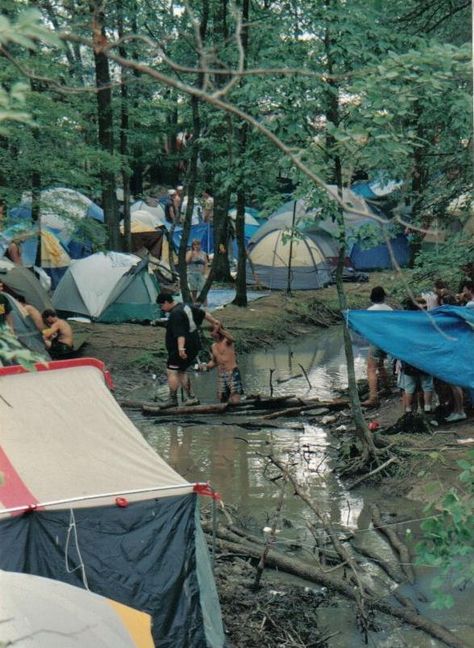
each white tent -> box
[131,201,166,227]
[0,571,154,648]
[52,252,160,322]
[228,208,259,226]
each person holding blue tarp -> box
[361,286,393,408]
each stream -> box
[128,327,472,647]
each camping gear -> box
[346,306,474,389]
[1,293,49,355]
[0,570,154,648]
[130,201,166,228]
[0,258,52,311]
[265,189,410,271]
[246,227,332,290]
[52,252,160,323]
[0,358,225,648]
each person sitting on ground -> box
[362,286,393,408]
[200,325,244,404]
[461,280,474,308]
[41,309,74,359]
[156,293,221,408]
[186,239,208,305]
[0,280,14,333]
[16,295,44,331]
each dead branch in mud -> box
[267,455,373,637]
[347,456,399,490]
[298,363,313,389]
[371,504,416,585]
[203,526,465,648]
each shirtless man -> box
[202,326,244,403]
[41,309,74,358]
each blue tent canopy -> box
[173,222,259,255]
[346,306,474,389]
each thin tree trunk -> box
[232,0,250,307]
[117,0,131,252]
[92,2,119,250]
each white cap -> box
[177,185,184,191]
[168,189,176,195]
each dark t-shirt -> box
[0,293,12,326]
[165,303,206,358]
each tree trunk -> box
[92,2,120,250]
[324,12,378,465]
[232,0,250,307]
[117,0,131,252]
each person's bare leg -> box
[181,371,199,405]
[363,356,379,406]
[405,391,414,413]
[451,386,464,415]
[423,391,432,412]
[229,393,241,404]
[158,369,179,407]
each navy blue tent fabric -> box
[346,306,474,389]
[0,495,209,648]
[350,233,410,270]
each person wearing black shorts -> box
[157,293,221,408]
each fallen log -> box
[262,398,349,420]
[204,528,464,648]
[142,402,229,415]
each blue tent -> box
[173,223,258,255]
[346,306,474,389]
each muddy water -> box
[131,327,473,647]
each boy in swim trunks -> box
[201,326,244,403]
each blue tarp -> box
[346,306,474,389]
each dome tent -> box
[0,359,225,648]
[52,252,160,323]
[0,571,154,648]
[247,227,331,290]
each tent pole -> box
[0,482,207,515]
[286,200,297,295]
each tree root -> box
[207,530,466,648]
[371,504,416,585]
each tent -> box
[53,252,160,323]
[0,258,52,311]
[0,570,154,648]
[346,306,474,389]
[131,200,166,227]
[266,190,410,270]
[2,293,49,355]
[246,227,332,290]
[0,359,224,647]
[19,187,104,240]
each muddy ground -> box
[71,274,473,647]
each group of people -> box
[161,187,214,226]
[363,280,474,423]
[0,280,74,362]
[156,293,243,409]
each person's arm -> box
[203,345,217,371]
[204,312,221,328]
[177,335,187,359]
[5,312,14,334]
[186,250,193,264]
[43,321,60,340]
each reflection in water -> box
[138,326,367,537]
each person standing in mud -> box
[156,293,221,408]
[200,325,244,404]
[362,286,393,408]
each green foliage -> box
[415,450,474,609]
[412,234,474,291]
